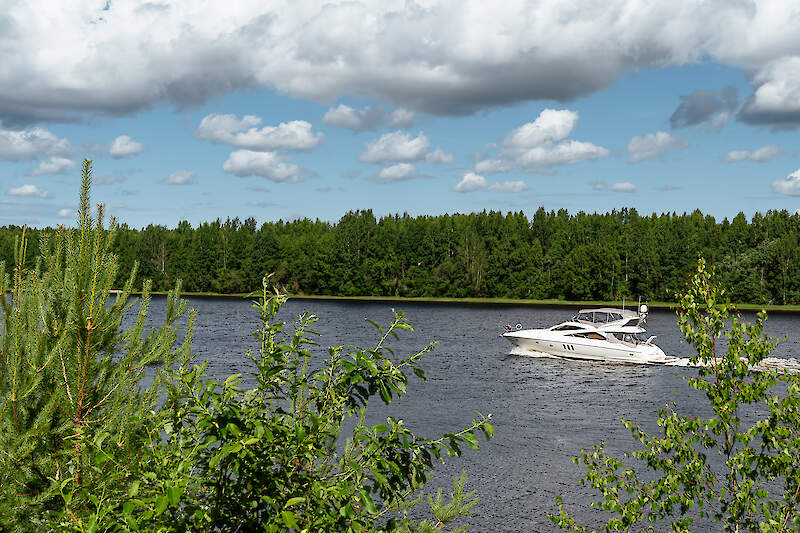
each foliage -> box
[550,258,800,532]
[3,160,492,531]
[3,207,799,303]
[66,277,493,531]
[0,160,194,529]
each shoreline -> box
[112,290,800,313]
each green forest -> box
[2,207,799,304]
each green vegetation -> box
[0,161,492,531]
[2,205,799,305]
[550,259,800,531]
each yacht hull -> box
[503,328,668,365]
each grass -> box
[115,290,800,313]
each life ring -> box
[504,324,513,331]
[515,322,523,330]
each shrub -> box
[550,258,800,532]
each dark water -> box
[144,297,800,531]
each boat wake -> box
[509,346,800,373]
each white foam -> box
[508,350,800,373]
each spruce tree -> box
[0,159,194,528]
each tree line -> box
[2,207,799,304]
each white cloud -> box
[109,135,145,158]
[163,170,195,185]
[475,158,514,174]
[590,181,607,191]
[322,104,415,131]
[424,147,454,164]
[196,114,323,151]
[626,131,688,163]
[58,208,75,217]
[488,180,528,193]
[376,163,421,182]
[388,108,415,128]
[610,181,637,192]
[454,172,488,193]
[516,140,609,169]
[359,131,450,164]
[503,109,577,149]
[7,184,51,198]
[322,105,385,131]
[453,172,525,193]
[2,2,800,127]
[0,126,72,161]
[740,57,800,127]
[28,156,76,176]
[223,150,306,183]
[724,144,781,163]
[476,109,608,172]
[772,169,800,196]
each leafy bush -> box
[550,258,800,532]
[84,279,492,532]
[1,160,492,531]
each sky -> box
[1,0,799,228]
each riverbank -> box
[117,290,800,313]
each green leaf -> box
[282,510,299,528]
[154,495,169,515]
[285,496,306,507]
[462,432,479,450]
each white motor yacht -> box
[502,305,668,364]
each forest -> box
[1,207,799,304]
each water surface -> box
[143,297,800,531]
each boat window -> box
[553,324,581,331]
[625,318,640,327]
[575,312,593,322]
[594,312,609,323]
[586,332,605,340]
[608,313,622,322]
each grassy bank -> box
[114,290,800,313]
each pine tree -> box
[0,159,194,528]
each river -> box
[142,296,800,531]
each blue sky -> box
[1,1,799,228]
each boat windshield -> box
[611,332,649,344]
[574,311,625,323]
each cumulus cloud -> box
[1,2,800,127]
[725,144,781,163]
[670,87,739,129]
[322,105,415,131]
[7,184,51,198]
[27,156,76,176]
[388,108,415,128]
[475,159,514,173]
[196,114,323,151]
[223,150,307,183]
[424,147,454,164]
[58,208,76,218]
[376,163,422,182]
[453,173,488,193]
[626,131,688,163]
[453,172,527,193]
[0,126,72,161]
[740,57,800,128]
[488,180,528,193]
[109,135,145,158]
[772,169,800,196]
[610,181,637,192]
[163,170,195,185]
[359,131,451,164]
[475,109,608,172]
